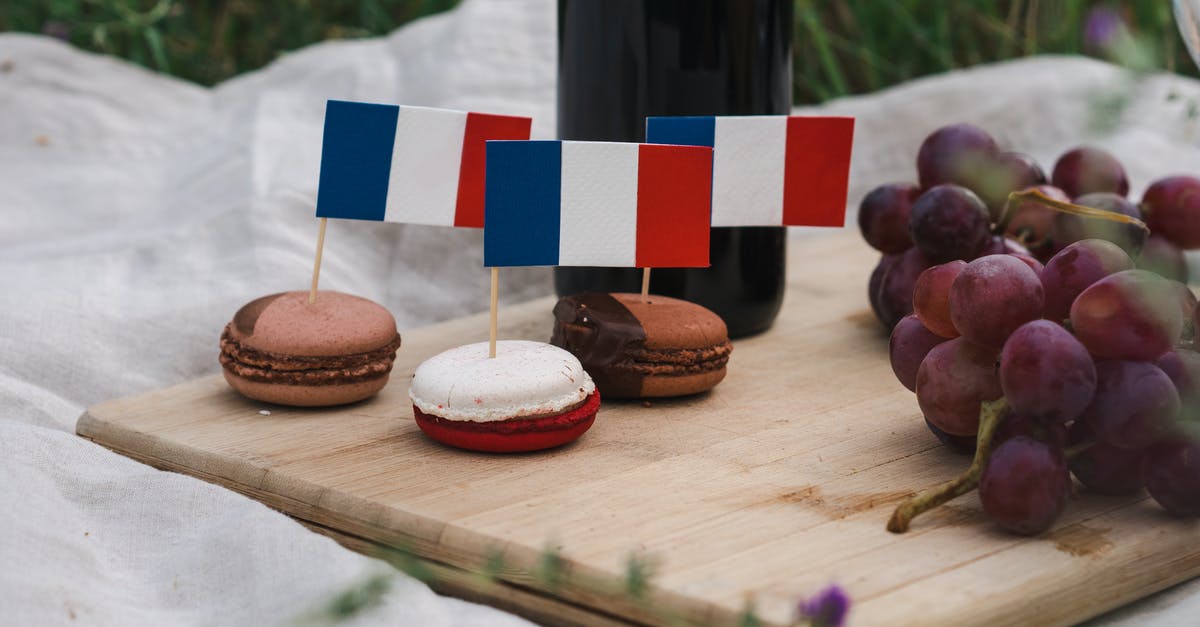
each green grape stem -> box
[993,188,1151,238]
[1064,439,1096,459]
[887,398,1009,533]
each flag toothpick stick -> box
[309,217,328,305]
[641,267,651,302]
[488,267,499,358]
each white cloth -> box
[2,0,1200,623]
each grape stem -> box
[887,398,1009,533]
[1064,439,1096,459]
[993,188,1151,236]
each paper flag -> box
[483,140,712,268]
[315,100,532,227]
[645,115,854,227]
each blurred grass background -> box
[0,1,1193,103]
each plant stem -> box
[887,397,1009,533]
[1064,438,1096,459]
[994,188,1151,235]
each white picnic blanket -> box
[3,0,1200,623]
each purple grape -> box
[1004,184,1071,261]
[1156,350,1200,397]
[859,183,921,254]
[978,236,1045,277]
[1071,269,1183,361]
[1041,239,1132,323]
[1137,234,1188,282]
[868,254,898,328]
[978,235,1031,258]
[890,315,948,392]
[1142,175,1200,250]
[976,151,1048,220]
[949,255,1044,349]
[994,409,1068,448]
[1055,192,1146,257]
[999,320,1097,423]
[908,184,992,263]
[876,247,933,330]
[1068,419,1145,495]
[924,417,977,454]
[1143,432,1200,517]
[913,261,965,339]
[916,123,999,190]
[1007,253,1044,278]
[1157,349,1200,418]
[979,436,1071,535]
[1051,146,1129,198]
[916,337,1001,436]
[1082,360,1180,449]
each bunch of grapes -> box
[861,124,1200,330]
[865,123,1200,535]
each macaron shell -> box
[409,340,595,422]
[611,293,728,350]
[223,370,388,407]
[230,291,398,357]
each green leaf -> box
[143,26,168,72]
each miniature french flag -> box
[645,115,854,227]
[483,141,713,268]
[315,100,532,227]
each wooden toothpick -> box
[641,267,651,302]
[488,267,499,358]
[309,217,328,305]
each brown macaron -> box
[219,291,402,407]
[551,292,731,398]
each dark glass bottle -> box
[556,0,793,338]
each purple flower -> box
[1084,6,1126,53]
[41,20,70,42]
[798,584,850,627]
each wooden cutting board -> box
[78,232,1200,626]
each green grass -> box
[793,1,1193,103]
[0,0,461,86]
[1,1,1195,102]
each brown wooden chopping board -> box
[78,232,1200,626]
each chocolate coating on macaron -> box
[551,292,731,398]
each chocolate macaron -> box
[410,340,599,453]
[220,291,402,406]
[551,292,731,398]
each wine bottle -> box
[556,0,793,338]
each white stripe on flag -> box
[712,116,787,226]
[559,141,639,266]
[383,106,467,225]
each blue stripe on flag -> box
[315,100,398,221]
[484,141,561,266]
[645,116,716,148]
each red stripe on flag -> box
[455,112,533,228]
[635,144,712,268]
[782,117,855,227]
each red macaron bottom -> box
[413,391,600,453]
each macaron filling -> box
[220,329,402,385]
[414,390,599,434]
